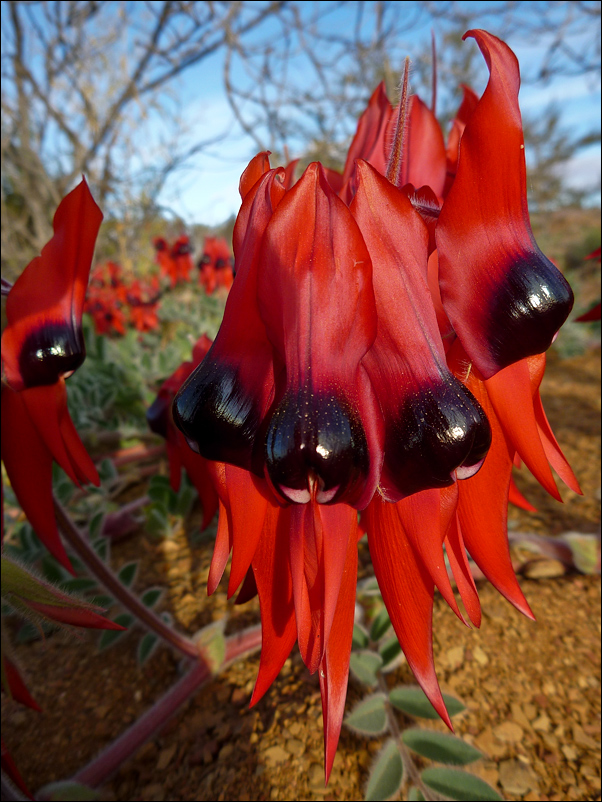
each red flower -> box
[1,179,102,571]
[147,335,218,531]
[198,237,234,294]
[171,31,577,778]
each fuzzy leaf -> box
[402,729,483,764]
[352,622,370,650]
[366,739,403,801]
[117,561,138,588]
[389,685,466,719]
[98,613,133,650]
[370,606,392,641]
[344,693,388,735]
[408,787,426,801]
[350,650,383,687]
[379,636,404,672]
[421,768,503,800]
[137,632,159,665]
[141,587,163,608]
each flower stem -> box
[72,624,262,787]
[53,498,201,660]
[377,673,436,801]
[385,56,411,188]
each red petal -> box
[319,519,358,781]
[366,495,451,727]
[450,356,534,618]
[396,488,466,623]
[258,162,379,508]
[3,657,41,711]
[1,386,72,572]
[508,474,537,512]
[239,152,272,200]
[444,84,479,196]
[436,30,573,378]
[250,506,297,705]
[2,179,103,390]
[441,487,481,628]
[400,96,447,201]
[173,169,286,471]
[339,82,392,202]
[288,501,357,674]
[25,600,126,629]
[485,359,561,501]
[575,302,601,322]
[351,160,490,501]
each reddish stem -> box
[385,56,411,187]
[106,443,166,468]
[53,498,201,660]
[72,625,262,788]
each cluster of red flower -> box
[84,261,162,335]
[152,235,194,287]
[0,29,587,781]
[198,236,234,294]
[170,30,578,775]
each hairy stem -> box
[72,624,262,787]
[54,498,201,660]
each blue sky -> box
[144,4,602,225]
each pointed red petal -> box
[239,152,272,200]
[366,495,451,728]
[319,519,358,782]
[451,360,534,619]
[444,510,482,628]
[207,499,233,596]
[444,84,479,196]
[396,488,466,623]
[2,179,103,390]
[339,82,393,202]
[508,474,537,512]
[225,464,272,597]
[575,302,601,322]
[436,30,573,378]
[258,162,379,508]
[351,160,490,501]
[250,506,297,705]
[25,600,126,629]
[1,386,72,572]
[3,657,41,711]
[485,359,561,501]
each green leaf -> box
[370,606,392,642]
[88,512,105,540]
[402,729,483,765]
[137,632,159,665]
[421,768,503,801]
[117,562,138,588]
[98,613,133,650]
[91,594,114,609]
[344,694,388,736]
[97,459,117,482]
[40,554,68,585]
[379,636,404,672]
[408,787,426,801]
[141,588,163,608]
[389,685,466,719]
[365,739,403,801]
[92,537,110,563]
[352,623,370,650]
[350,650,383,687]
[60,577,98,594]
